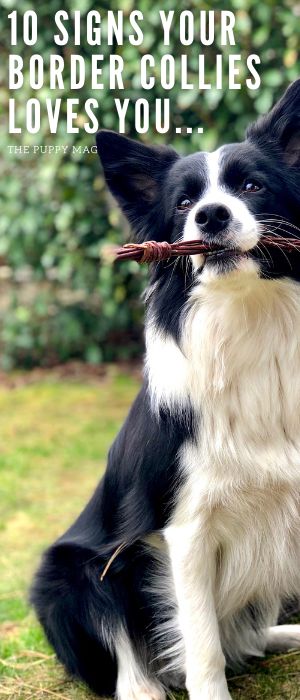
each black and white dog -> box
[32,81,300,700]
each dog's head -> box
[97,81,300,303]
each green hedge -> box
[1,0,299,367]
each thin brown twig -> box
[0,656,54,669]
[100,541,127,581]
[115,236,300,264]
[10,678,73,700]
[260,649,300,665]
[15,651,55,660]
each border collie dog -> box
[32,81,300,700]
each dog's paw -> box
[117,680,166,700]
[133,692,165,700]
[188,677,232,700]
[190,691,232,700]
[265,624,300,652]
[190,693,232,700]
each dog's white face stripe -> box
[205,147,222,191]
[183,147,259,273]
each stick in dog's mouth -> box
[116,240,237,264]
[115,236,300,265]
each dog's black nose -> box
[195,204,232,235]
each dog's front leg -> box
[165,520,231,700]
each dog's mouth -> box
[201,247,248,269]
[206,248,245,261]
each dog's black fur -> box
[31,385,194,695]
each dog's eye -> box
[243,180,262,193]
[177,197,192,210]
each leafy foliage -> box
[1,0,299,367]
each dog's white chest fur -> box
[184,271,300,482]
[146,271,300,631]
[147,271,300,478]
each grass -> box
[0,366,299,699]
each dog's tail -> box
[30,540,119,696]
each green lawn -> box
[0,368,299,699]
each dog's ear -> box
[96,131,179,240]
[247,79,300,167]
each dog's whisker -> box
[262,228,300,255]
[262,233,293,269]
[257,218,300,237]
